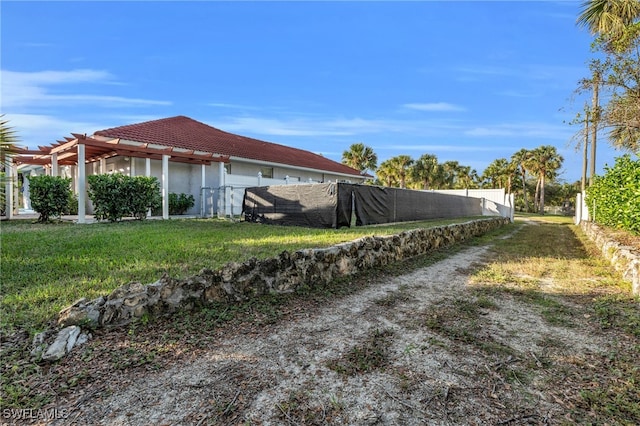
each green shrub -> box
[88,174,161,222]
[65,193,79,215]
[169,192,195,215]
[28,175,72,222]
[586,155,640,234]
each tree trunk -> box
[520,168,529,212]
[533,178,540,211]
[539,173,546,214]
[589,75,599,186]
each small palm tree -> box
[342,143,378,175]
[410,154,439,190]
[528,146,564,214]
[376,160,398,187]
[482,158,513,190]
[1,115,22,212]
[384,155,413,189]
[0,115,20,163]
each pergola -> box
[7,133,229,223]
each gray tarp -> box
[243,183,483,228]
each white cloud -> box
[0,69,171,109]
[403,102,466,112]
[209,116,410,137]
[383,144,504,153]
[464,122,572,139]
[3,113,110,149]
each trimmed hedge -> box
[28,175,72,223]
[586,155,640,234]
[88,174,161,222]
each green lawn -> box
[0,217,484,333]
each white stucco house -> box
[8,116,368,221]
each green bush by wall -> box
[586,155,640,235]
[88,174,161,222]
[28,175,72,223]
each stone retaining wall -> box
[580,221,640,296]
[34,217,509,361]
[59,217,509,330]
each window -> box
[260,167,273,178]
[224,163,231,174]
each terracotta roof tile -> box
[94,116,363,177]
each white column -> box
[146,158,152,217]
[218,161,225,187]
[200,164,206,218]
[162,154,169,219]
[51,153,58,177]
[5,159,14,219]
[23,171,31,210]
[77,144,86,224]
[130,157,136,177]
[100,158,106,174]
[258,171,262,187]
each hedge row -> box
[586,154,640,234]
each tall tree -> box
[383,155,414,189]
[577,0,640,52]
[341,143,378,175]
[376,160,398,187]
[456,165,479,189]
[528,146,564,214]
[576,0,640,154]
[482,158,514,191]
[440,160,462,189]
[410,154,439,190]
[511,149,532,211]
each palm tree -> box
[527,146,564,214]
[577,0,640,51]
[383,155,414,189]
[456,165,479,189]
[376,160,398,187]
[0,115,20,163]
[1,115,22,213]
[482,158,512,190]
[342,143,378,175]
[511,149,532,211]
[410,154,439,190]
[440,160,462,189]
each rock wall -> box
[58,218,509,330]
[36,218,509,361]
[580,221,640,296]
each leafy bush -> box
[28,175,72,222]
[586,155,640,234]
[88,174,161,222]
[169,193,195,215]
[65,193,79,215]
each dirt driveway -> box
[37,221,636,425]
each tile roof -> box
[94,116,363,177]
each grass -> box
[0,216,483,334]
[468,214,640,425]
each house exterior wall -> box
[17,154,365,218]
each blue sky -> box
[1,0,622,182]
